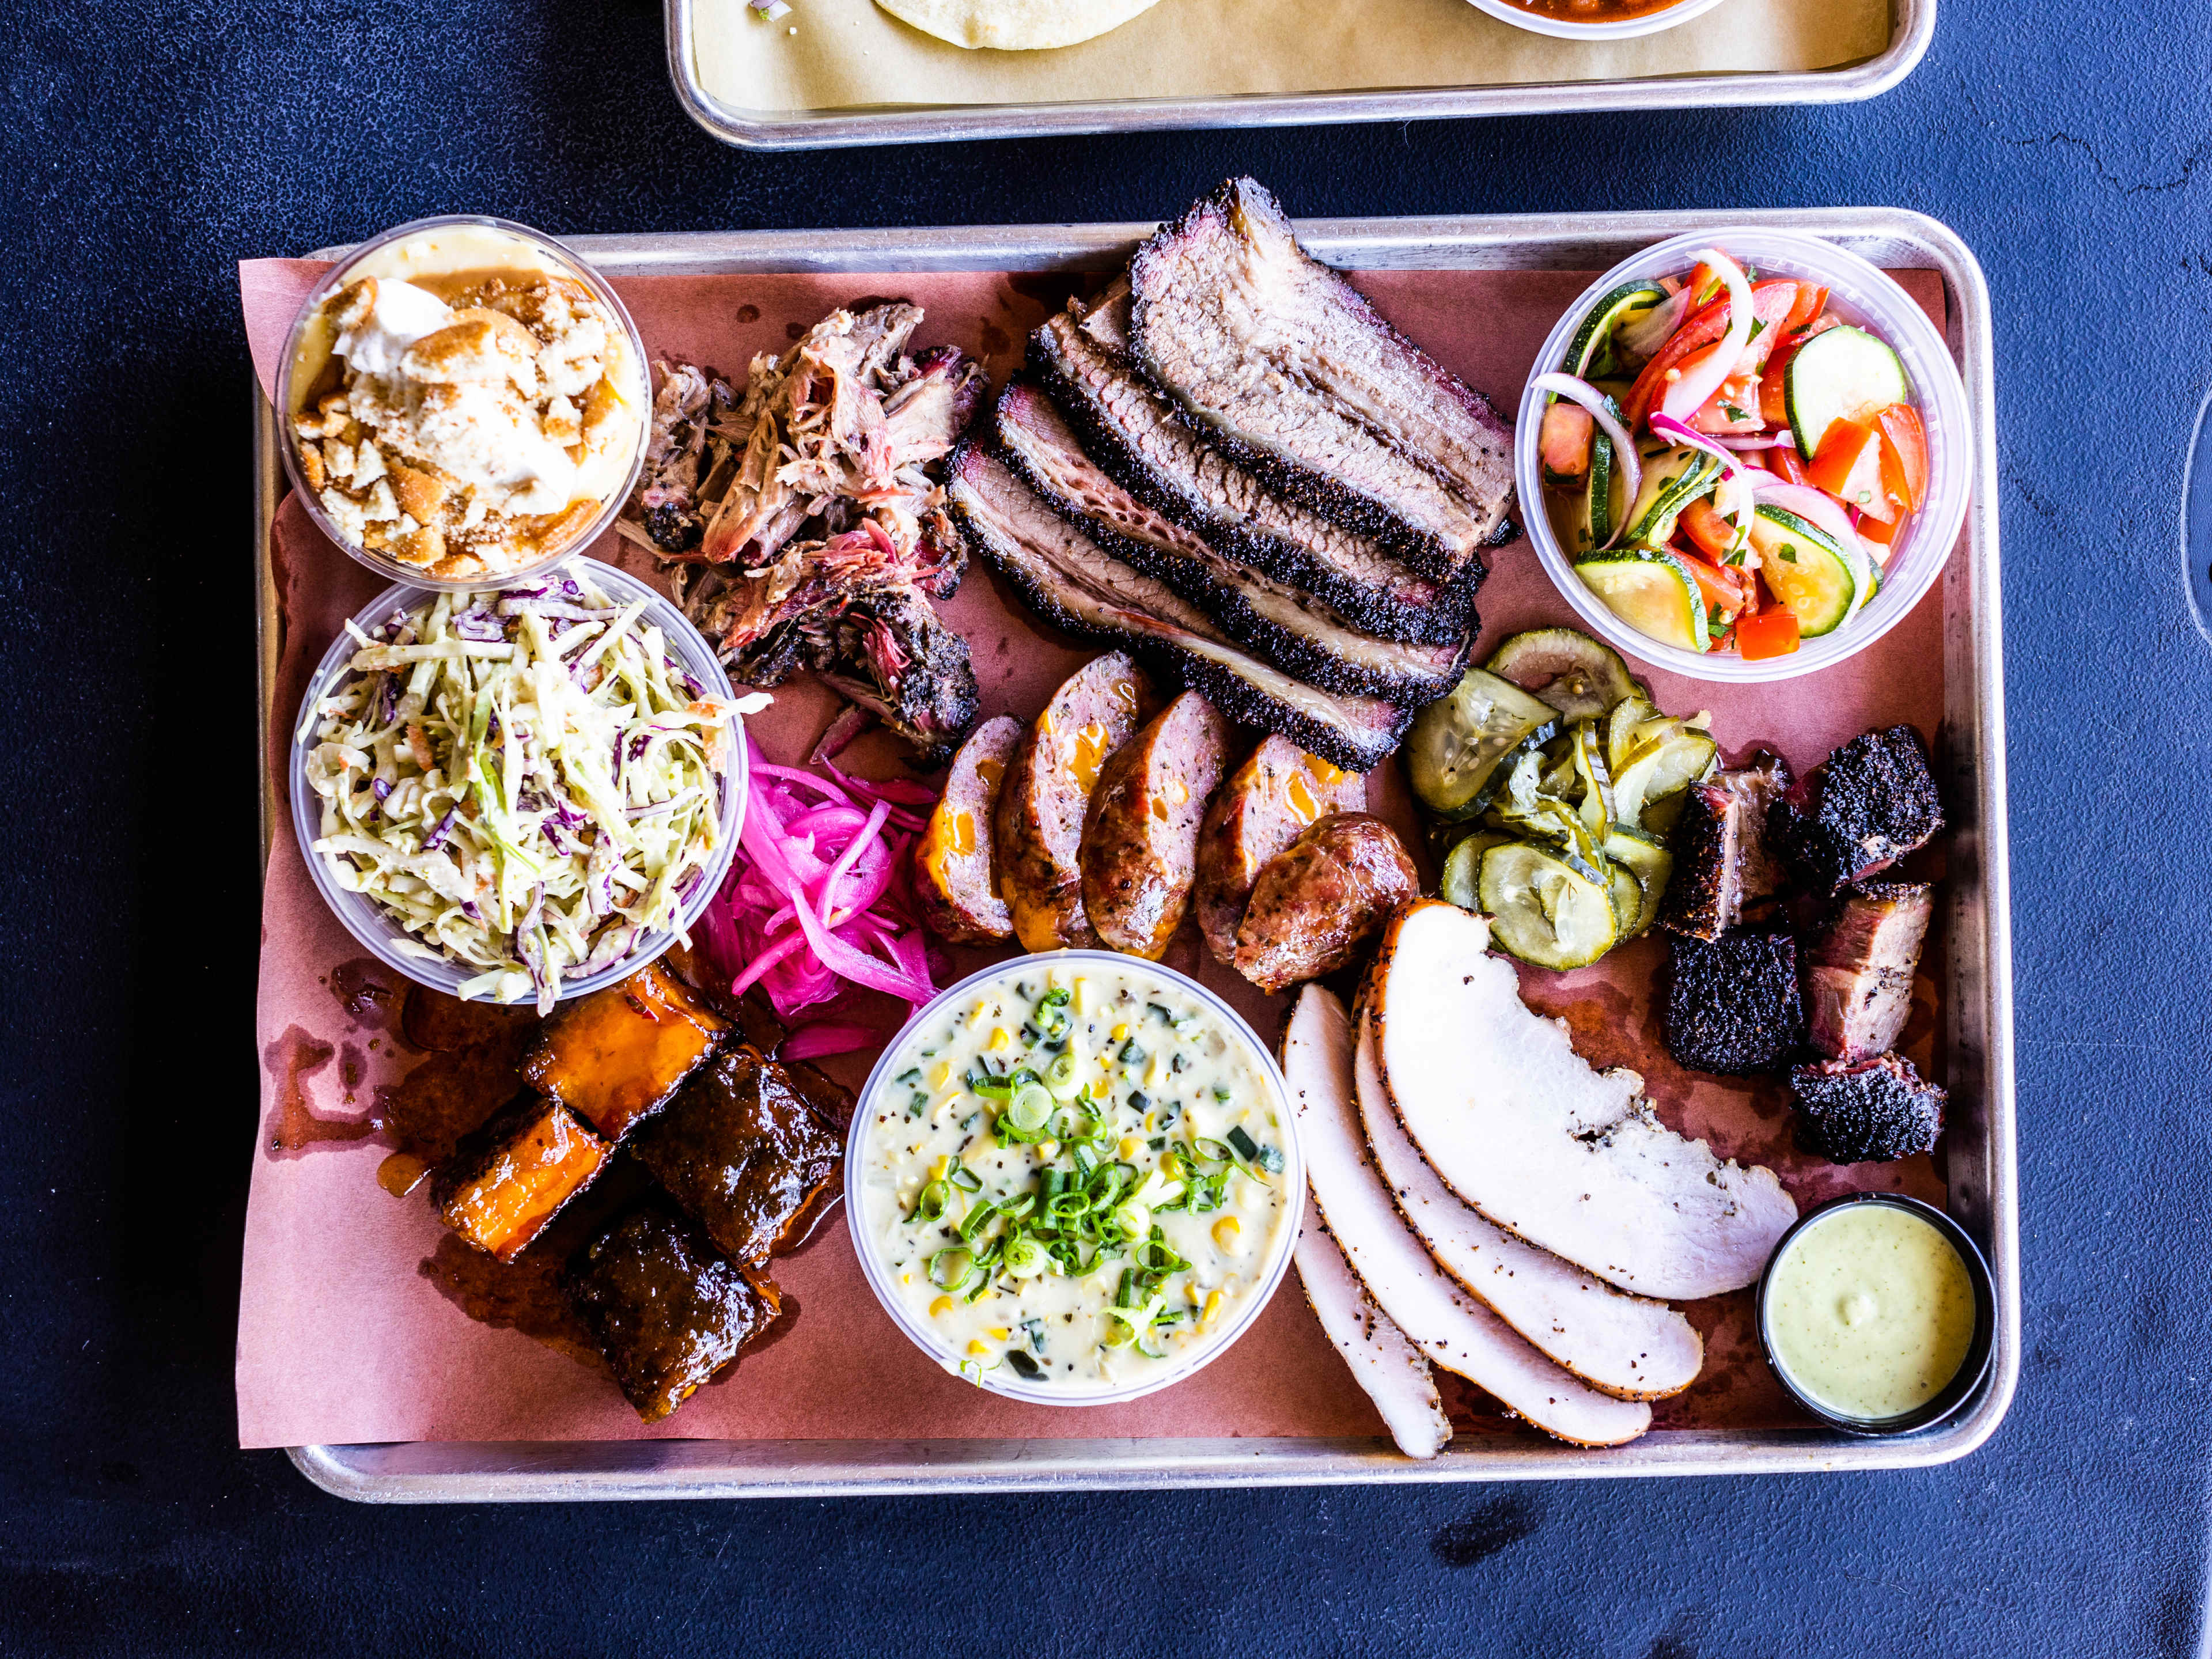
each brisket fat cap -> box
[1661,930,1806,1077]
[1029,299,1478,646]
[1773,724,1945,895]
[991,378,1469,704]
[942,440,1411,773]
[1788,1053,1946,1163]
[1126,178,1517,578]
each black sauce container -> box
[1755,1192,1996,1438]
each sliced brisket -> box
[992,379,1468,703]
[1031,296,1476,643]
[942,442,1410,772]
[1656,752,1793,940]
[1126,179,1517,578]
[1771,724,1945,895]
[1789,1053,1946,1163]
[1803,881,1934,1062]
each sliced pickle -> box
[1478,842,1619,971]
[1570,721,1616,840]
[1439,831,1512,912]
[1484,628,1639,722]
[1603,827,1675,940]
[1613,729,1720,828]
[1407,668,1560,819]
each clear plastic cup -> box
[287,559,747,1005]
[1516,228,1972,684]
[846,952,1306,1408]
[275,214,651,592]
[1463,0,1725,41]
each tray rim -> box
[664,0,1930,150]
[256,204,2014,1503]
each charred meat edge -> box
[1126,179,1518,578]
[1029,300,1477,646]
[944,441,1408,774]
[991,379,1468,705]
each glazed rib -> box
[1127,179,1517,578]
[993,379,1468,702]
[944,442,1410,772]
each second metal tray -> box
[261,205,2014,1502]
[668,0,1931,149]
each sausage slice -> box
[1079,691,1233,959]
[1195,736,1368,966]
[994,653,1158,953]
[1233,813,1418,994]
[914,714,1022,944]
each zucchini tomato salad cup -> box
[290,560,752,1013]
[848,953,1303,1406]
[1517,229,1971,682]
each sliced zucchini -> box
[1785,325,1912,460]
[1478,842,1619,971]
[1484,627,1638,722]
[1407,668,1560,819]
[1613,728,1719,828]
[1564,281,1671,380]
[1748,505,1860,638]
[1576,551,1711,654]
[1603,828,1674,940]
[1438,831,1511,911]
[1620,446,1721,548]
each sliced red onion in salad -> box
[1658,251,1755,425]
[1612,285,1691,363]
[1530,372,1642,550]
[1649,411,1758,550]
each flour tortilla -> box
[872,0,1164,49]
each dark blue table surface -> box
[5,0,2203,1652]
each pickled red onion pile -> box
[693,734,940,1055]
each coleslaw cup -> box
[846,952,1306,1408]
[287,558,747,1005]
[275,214,650,592]
[1517,228,1971,684]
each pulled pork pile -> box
[620,302,988,763]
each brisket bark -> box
[992,378,1469,703]
[1656,752,1793,940]
[1030,296,1476,644]
[943,441,1410,772]
[1126,179,1517,578]
[1789,1053,1946,1163]
[1771,724,1945,895]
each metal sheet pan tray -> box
[666,0,1933,150]
[259,205,2014,1502]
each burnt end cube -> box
[1789,1053,1947,1163]
[1803,881,1935,1062]
[628,1047,843,1266]
[565,1205,771,1423]
[1770,724,1945,896]
[522,959,727,1142]
[431,1096,612,1262]
[1662,931,1805,1076]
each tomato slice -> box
[1876,403,1930,513]
[1678,495,1738,562]
[1623,280,1806,429]
[1676,550,1745,615]
[1784,284,1829,333]
[1539,402,1594,480]
[1858,507,1906,549]
[1735,606,1801,660]
[1768,444,1813,488]
[1807,418,1883,499]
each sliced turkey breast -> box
[1365,901,1797,1301]
[1351,1004,1702,1400]
[1282,984,1651,1449]
[1294,1222,1450,1460]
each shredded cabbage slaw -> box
[298,569,752,1012]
